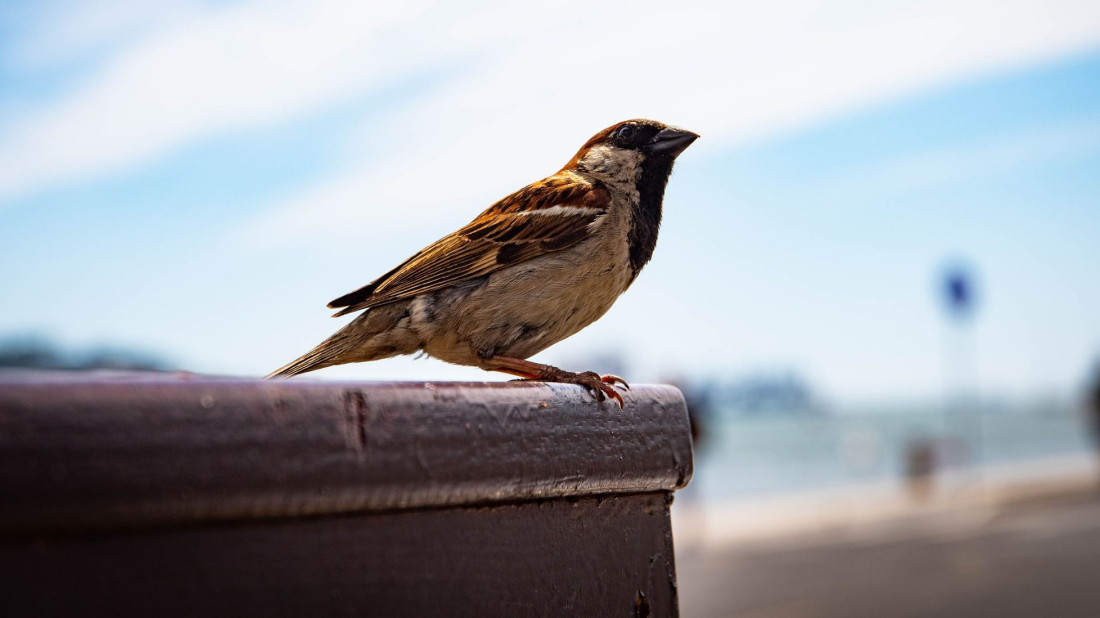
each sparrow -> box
[268,119,698,408]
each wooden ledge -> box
[0,374,693,533]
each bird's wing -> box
[327,174,610,316]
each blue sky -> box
[1,0,1098,401]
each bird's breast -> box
[415,210,635,364]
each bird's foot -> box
[485,355,628,409]
[542,369,625,409]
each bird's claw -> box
[576,371,625,410]
[600,374,630,390]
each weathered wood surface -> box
[0,374,692,617]
[3,493,677,617]
[0,375,692,532]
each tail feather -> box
[266,342,344,378]
[266,320,360,379]
[266,301,419,379]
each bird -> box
[267,119,698,408]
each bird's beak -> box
[647,127,699,157]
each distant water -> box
[690,401,1094,502]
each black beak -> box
[647,127,699,157]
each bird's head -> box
[565,119,699,187]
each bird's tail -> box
[266,302,417,379]
[266,334,348,378]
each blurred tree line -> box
[0,334,173,372]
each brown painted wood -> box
[0,374,692,616]
[0,374,692,533]
[1,493,676,617]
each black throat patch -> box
[627,155,675,281]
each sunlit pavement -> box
[677,485,1100,617]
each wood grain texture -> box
[0,374,691,616]
[0,374,692,533]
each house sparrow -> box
[268,119,698,408]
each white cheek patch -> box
[580,145,644,185]
[580,146,613,173]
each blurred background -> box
[2,0,1099,615]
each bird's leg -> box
[493,366,541,380]
[484,356,629,390]
[482,355,627,409]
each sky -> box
[0,0,1098,402]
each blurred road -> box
[678,489,1100,617]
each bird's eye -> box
[614,124,636,145]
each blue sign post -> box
[939,261,981,491]
[943,266,977,322]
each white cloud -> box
[3,0,198,70]
[0,0,445,201]
[238,0,1100,248]
[2,0,1100,224]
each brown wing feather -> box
[328,175,610,317]
[326,250,422,310]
